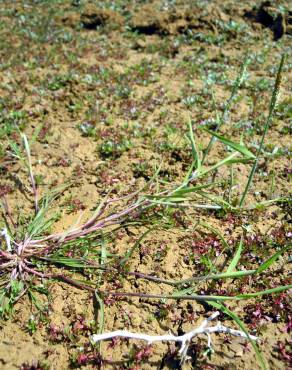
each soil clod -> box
[81,4,124,29]
[244,1,291,40]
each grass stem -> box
[202,56,250,163]
[239,54,286,207]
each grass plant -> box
[0,53,290,368]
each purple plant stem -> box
[98,290,222,302]
[22,265,95,292]
[29,199,147,246]
[1,195,16,229]
[82,191,140,229]
[0,249,13,259]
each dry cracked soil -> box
[0,1,291,369]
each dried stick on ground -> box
[91,311,258,363]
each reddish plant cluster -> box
[72,315,91,334]
[57,157,71,167]
[73,164,84,178]
[68,198,86,213]
[38,121,51,141]
[270,226,290,245]
[139,243,151,258]
[282,166,292,177]
[191,235,221,255]
[223,212,238,225]
[48,324,73,343]
[277,340,292,366]
[244,234,264,248]
[0,184,12,197]
[104,295,119,306]
[99,128,122,141]
[74,342,152,368]
[98,170,121,186]
[130,344,153,367]
[244,293,290,328]
[107,336,120,349]
[102,271,124,296]
[185,311,198,324]
[172,210,190,228]
[48,315,92,343]
[180,232,222,260]
[20,361,45,370]
[76,351,103,366]
[63,197,86,215]
[154,302,176,320]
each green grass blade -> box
[176,269,256,286]
[187,117,201,172]
[199,152,239,178]
[239,54,286,207]
[31,123,44,145]
[201,128,255,159]
[100,234,108,266]
[27,184,69,238]
[202,56,250,162]
[106,284,292,303]
[226,236,243,273]
[249,196,292,209]
[95,291,105,335]
[196,191,232,209]
[236,285,292,299]
[27,210,58,239]
[7,139,24,161]
[21,133,38,213]
[43,257,90,268]
[256,246,290,274]
[146,183,221,200]
[181,162,195,188]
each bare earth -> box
[0,1,291,369]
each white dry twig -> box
[1,228,11,252]
[91,311,258,363]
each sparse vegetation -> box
[0,1,291,369]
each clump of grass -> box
[0,54,290,369]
